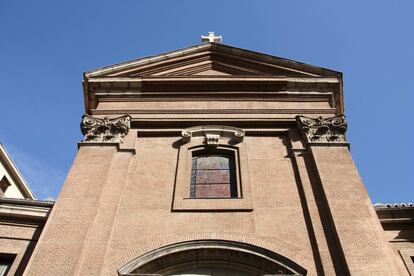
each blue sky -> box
[1,1,413,202]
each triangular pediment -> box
[85,43,340,78]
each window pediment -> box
[181,125,245,147]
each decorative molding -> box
[205,134,220,147]
[84,43,339,78]
[0,204,51,221]
[296,115,347,143]
[375,202,414,208]
[181,125,245,146]
[118,240,303,275]
[91,108,337,115]
[110,234,314,275]
[0,198,53,221]
[97,96,332,102]
[80,114,131,143]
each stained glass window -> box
[190,154,237,198]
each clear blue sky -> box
[1,1,413,202]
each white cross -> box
[201,32,222,43]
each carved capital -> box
[296,115,347,143]
[80,114,131,143]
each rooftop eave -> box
[86,76,341,83]
[375,206,414,224]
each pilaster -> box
[24,115,134,276]
[295,115,404,275]
[288,129,336,275]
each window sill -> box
[172,197,253,212]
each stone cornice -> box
[90,108,337,115]
[296,115,347,144]
[375,205,414,225]
[86,76,340,93]
[0,198,53,221]
[87,76,340,82]
[96,94,332,102]
[84,76,342,115]
[0,204,51,221]
[77,142,136,154]
[80,114,131,143]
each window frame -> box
[172,126,253,212]
[399,249,414,275]
[0,176,11,197]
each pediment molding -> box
[83,43,344,115]
[84,43,341,79]
[106,52,316,77]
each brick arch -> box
[105,233,316,275]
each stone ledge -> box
[78,142,136,154]
[308,142,350,148]
[0,201,53,221]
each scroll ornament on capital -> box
[80,114,131,143]
[296,115,347,143]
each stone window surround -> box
[172,126,253,212]
[399,249,414,275]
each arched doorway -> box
[118,240,306,275]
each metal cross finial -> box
[201,32,222,43]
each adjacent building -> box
[0,144,53,275]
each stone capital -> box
[80,114,131,143]
[296,115,347,144]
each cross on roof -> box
[201,32,222,43]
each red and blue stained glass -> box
[190,155,237,198]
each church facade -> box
[1,42,412,275]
